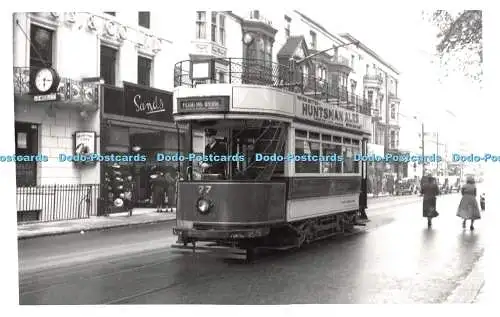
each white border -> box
[3,0,497,315]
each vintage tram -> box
[170,58,373,261]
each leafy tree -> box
[424,10,482,84]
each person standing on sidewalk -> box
[421,175,440,228]
[457,176,481,231]
[151,171,167,213]
[164,166,176,213]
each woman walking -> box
[421,176,440,228]
[457,176,481,230]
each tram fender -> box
[176,181,287,225]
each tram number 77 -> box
[198,185,212,195]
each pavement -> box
[17,208,176,240]
[17,194,420,240]
[17,192,488,304]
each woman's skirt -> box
[457,195,481,220]
[422,197,438,218]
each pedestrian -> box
[151,170,167,213]
[457,176,481,230]
[421,175,440,228]
[480,193,485,211]
[164,166,176,213]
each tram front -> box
[171,92,289,247]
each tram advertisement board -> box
[296,95,371,132]
[177,96,230,113]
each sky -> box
[300,8,485,152]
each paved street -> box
[18,192,487,305]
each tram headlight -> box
[196,198,211,214]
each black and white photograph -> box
[2,0,500,313]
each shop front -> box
[100,82,186,214]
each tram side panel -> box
[175,182,287,231]
[285,175,361,222]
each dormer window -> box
[310,31,317,50]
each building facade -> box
[172,9,402,195]
[13,12,178,219]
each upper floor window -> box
[137,56,152,86]
[211,12,217,42]
[30,24,53,68]
[219,15,225,46]
[284,15,291,38]
[367,90,373,106]
[351,54,355,69]
[196,11,206,39]
[138,12,150,29]
[104,12,116,16]
[100,45,118,85]
[390,104,396,119]
[310,30,317,50]
[390,131,396,149]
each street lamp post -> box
[421,122,425,179]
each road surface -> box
[18,193,486,304]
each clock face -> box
[34,68,54,93]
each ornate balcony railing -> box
[389,91,400,101]
[174,58,372,116]
[13,66,99,106]
[334,55,351,68]
[363,74,383,83]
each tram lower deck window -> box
[295,139,320,173]
[322,143,342,173]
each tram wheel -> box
[304,224,315,244]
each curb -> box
[17,218,176,240]
[444,250,485,303]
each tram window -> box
[295,139,320,173]
[309,132,320,140]
[343,146,354,173]
[321,134,332,142]
[295,129,307,138]
[322,143,342,173]
[332,136,342,143]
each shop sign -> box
[123,82,173,122]
[73,131,97,166]
[177,96,230,113]
[34,93,57,102]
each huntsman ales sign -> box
[295,95,371,133]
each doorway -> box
[15,122,39,186]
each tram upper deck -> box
[173,58,372,133]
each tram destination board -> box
[177,96,230,113]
